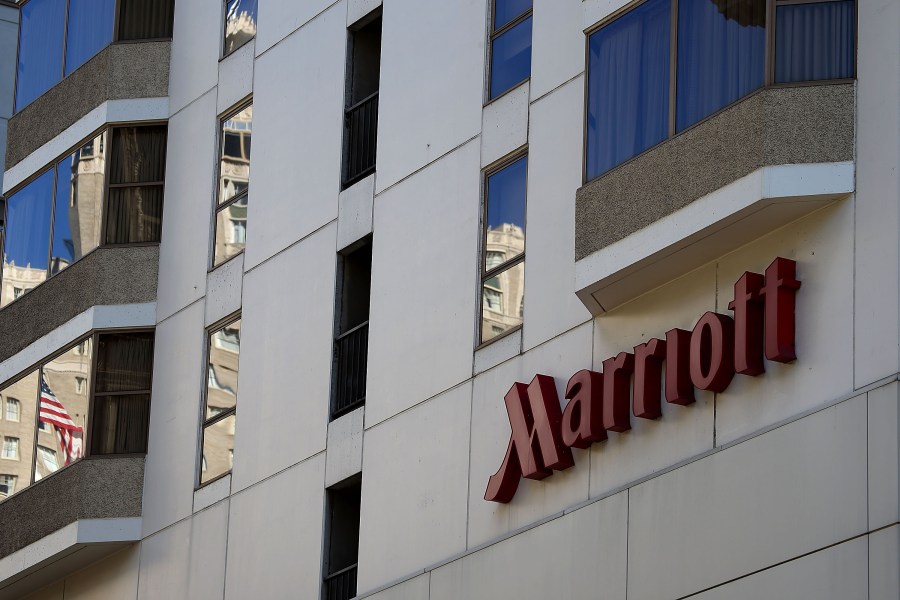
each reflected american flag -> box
[39,376,83,465]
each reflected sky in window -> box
[490,16,532,99]
[4,170,54,272]
[494,0,531,30]
[15,0,66,111]
[64,0,115,76]
[486,156,527,232]
[225,0,258,55]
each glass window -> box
[2,170,54,306]
[2,438,19,459]
[494,0,532,30]
[489,16,533,100]
[0,372,38,494]
[15,0,66,111]
[480,156,527,344]
[200,318,241,486]
[214,104,253,267]
[586,0,670,180]
[5,399,20,422]
[106,126,167,244]
[224,0,258,56]
[775,0,855,83]
[118,0,176,41]
[0,475,17,498]
[35,446,58,479]
[64,0,116,76]
[676,0,765,132]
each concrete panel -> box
[245,5,346,270]
[337,173,375,251]
[142,301,206,537]
[364,574,429,600]
[233,224,336,492]
[137,520,191,600]
[0,246,159,365]
[481,82,529,168]
[375,0,485,192]
[432,491,627,600]
[868,382,900,529]
[531,0,583,100]
[65,546,140,600]
[714,202,854,444]
[468,323,593,549]
[193,475,231,514]
[583,0,629,31]
[689,537,867,600]
[224,454,325,600]
[187,501,230,600]
[590,265,716,498]
[473,328,521,375]
[205,254,244,327]
[325,406,364,488]
[869,526,900,600]
[357,384,472,592]
[854,0,900,387]
[628,396,868,600]
[523,76,591,350]
[348,0,382,27]
[156,90,217,322]
[256,0,338,55]
[169,0,220,115]
[217,40,255,115]
[366,141,480,426]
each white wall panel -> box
[224,454,325,600]
[714,202,854,444]
[432,491,626,600]
[869,525,900,600]
[65,546,140,600]
[205,254,244,327]
[868,382,900,529]
[256,0,338,55]
[855,0,900,387]
[522,76,591,350]
[375,0,485,192]
[186,501,230,600]
[531,0,584,100]
[337,174,375,251]
[157,89,217,322]
[348,0,382,27]
[325,406,364,487]
[245,3,346,270]
[366,141,480,426]
[689,537,867,600]
[590,264,716,498]
[142,301,205,537]
[364,574,429,600]
[233,224,336,492]
[468,323,593,549]
[628,396,868,600]
[217,40,255,115]
[169,0,220,115]
[481,82,528,168]
[357,384,472,593]
[137,520,191,600]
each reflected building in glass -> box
[201,319,241,485]
[481,223,525,342]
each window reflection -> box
[200,318,241,486]
[224,0,258,56]
[484,156,527,270]
[481,259,525,342]
[215,104,252,266]
[64,0,115,76]
[490,16,532,99]
[15,0,66,111]
[0,371,39,497]
[1,171,54,306]
[775,1,855,84]
[201,414,236,485]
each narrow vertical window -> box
[480,154,527,344]
[323,477,361,600]
[106,125,167,244]
[488,0,533,100]
[342,13,382,189]
[5,399,19,422]
[0,371,39,495]
[224,0,258,56]
[775,0,855,83]
[200,317,241,486]
[331,241,371,419]
[214,104,253,267]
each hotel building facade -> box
[0,0,898,598]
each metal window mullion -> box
[45,162,60,279]
[60,0,71,80]
[669,0,678,138]
[29,364,44,485]
[85,331,100,456]
[203,405,236,429]
[482,253,525,281]
[491,8,533,38]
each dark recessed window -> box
[224,0,258,56]
[488,0,533,100]
[342,13,382,188]
[331,241,371,419]
[118,0,176,41]
[214,103,253,267]
[106,126,168,245]
[323,477,361,600]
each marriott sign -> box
[485,257,802,503]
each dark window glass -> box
[490,16,532,99]
[15,0,66,111]
[676,0,765,132]
[224,0,258,55]
[91,394,150,454]
[106,126,167,244]
[64,0,115,76]
[105,187,164,244]
[324,479,361,600]
[110,127,168,184]
[118,0,175,40]
[586,0,670,180]
[95,332,154,393]
[776,1,855,83]
[494,0,532,30]
[223,133,242,161]
[1,170,54,306]
[485,156,527,270]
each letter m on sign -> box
[484,374,574,503]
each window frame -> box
[12,0,174,114]
[486,0,534,104]
[197,313,242,489]
[582,0,858,184]
[221,0,258,59]
[211,100,253,270]
[477,148,528,348]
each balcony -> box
[332,321,368,419]
[343,93,379,189]
[324,563,358,600]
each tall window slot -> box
[488,0,533,100]
[199,317,241,486]
[342,12,381,188]
[331,241,371,419]
[214,103,253,267]
[323,477,361,600]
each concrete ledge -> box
[0,456,144,561]
[6,41,171,170]
[0,246,159,364]
[575,84,855,261]
[575,162,854,314]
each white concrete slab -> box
[325,406,365,487]
[474,328,521,375]
[205,253,244,328]
[337,173,375,251]
[869,525,900,600]
[531,0,583,100]
[362,573,429,600]
[217,40,255,115]
[256,0,339,55]
[169,0,220,115]
[868,382,900,530]
[481,82,529,168]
